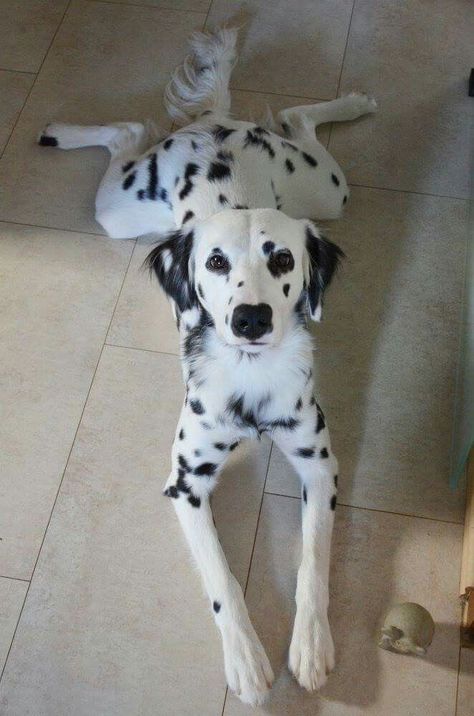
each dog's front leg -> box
[164,409,274,706]
[272,399,338,691]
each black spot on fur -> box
[163,138,174,150]
[212,125,236,143]
[310,396,316,406]
[39,135,58,147]
[190,398,205,415]
[316,403,325,433]
[137,189,145,200]
[191,140,198,151]
[305,225,344,318]
[302,486,307,504]
[225,314,229,325]
[122,160,135,173]
[253,125,270,135]
[188,495,201,508]
[228,296,233,305]
[216,150,234,163]
[262,241,275,255]
[283,283,290,297]
[285,158,295,174]
[330,494,337,510]
[164,485,179,498]
[229,441,239,451]
[226,394,258,431]
[182,210,195,224]
[265,417,300,431]
[213,600,221,613]
[243,129,275,159]
[207,161,232,182]
[302,151,318,167]
[331,173,340,186]
[200,421,212,430]
[197,283,205,300]
[218,193,228,205]
[179,428,185,440]
[214,442,227,451]
[320,447,329,458]
[194,449,201,457]
[237,281,244,287]
[233,204,249,209]
[334,474,338,487]
[179,162,200,200]
[122,172,136,190]
[280,122,292,137]
[295,447,315,458]
[194,462,218,477]
[343,194,348,204]
[295,397,303,411]
[178,454,191,472]
[147,153,158,200]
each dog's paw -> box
[38,123,59,147]
[222,624,274,706]
[288,606,335,691]
[347,91,378,114]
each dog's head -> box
[146,209,343,351]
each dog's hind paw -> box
[347,91,378,114]
[38,124,59,147]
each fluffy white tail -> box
[165,28,238,125]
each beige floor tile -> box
[0,71,34,155]
[205,0,354,99]
[100,0,211,11]
[107,90,329,354]
[0,0,205,234]
[0,578,28,674]
[457,647,474,716]
[0,0,68,73]
[0,223,132,580]
[224,494,462,715]
[329,0,474,198]
[0,346,271,716]
[266,187,467,523]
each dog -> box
[38,28,376,706]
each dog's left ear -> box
[144,229,198,312]
[304,222,344,321]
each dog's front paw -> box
[289,606,335,691]
[222,624,274,706]
[347,91,378,114]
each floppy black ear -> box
[305,223,344,321]
[144,229,198,312]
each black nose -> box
[231,303,273,340]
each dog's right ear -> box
[144,229,198,311]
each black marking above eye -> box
[262,241,275,255]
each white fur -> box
[38,27,376,706]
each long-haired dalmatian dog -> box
[39,28,376,707]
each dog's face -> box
[146,209,343,350]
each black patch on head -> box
[122,172,136,190]
[295,397,303,411]
[145,229,198,312]
[285,158,295,174]
[147,153,159,199]
[212,125,236,143]
[122,160,135,173]
[214,442,227,451]
[343,194,348,204]
[190,398,205,415]
[197,283,205,300]
[229,441,239,451]
[316,403,325,433]
[218,193,228,205]
[213,600,221,613]
[188,494,201,508]
[39,135,58,147]
[302,151,318,167]
[302,486,307,504]
[295,447,315,458]
[182,209,195,224]
[330,494,337,510]
[320,447,329,458]
[207,161,232,182]
[193,462,218,476]
[243,129,275,159]
[179,428,185,440]
[179,162,200,200]
[262,241,275,255]
[331,173,340,187]
[305,225,344,319]
[163,138,174,150]
[283,283,290,297]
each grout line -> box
[84,0,208,14]
[0,0,73,163]
[230,85,331,102]
[0,218,107,237]
[263,490,464,525]
[0,575,30,584]
[105,342,179,359]
[0,68,37,76]
[201,0,214,31]
[0,238,136,686]
[327,0,356,148]
[348,182,468,202]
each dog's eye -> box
[206,254,229,272]
[274,251,292,268]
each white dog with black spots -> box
[39,27,376,707]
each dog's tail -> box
[164,28,238,125]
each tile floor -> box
[0,1,472,714]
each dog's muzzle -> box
[231,303,273,341]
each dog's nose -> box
[231,303,273,340]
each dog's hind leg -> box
[38,120,161,157]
